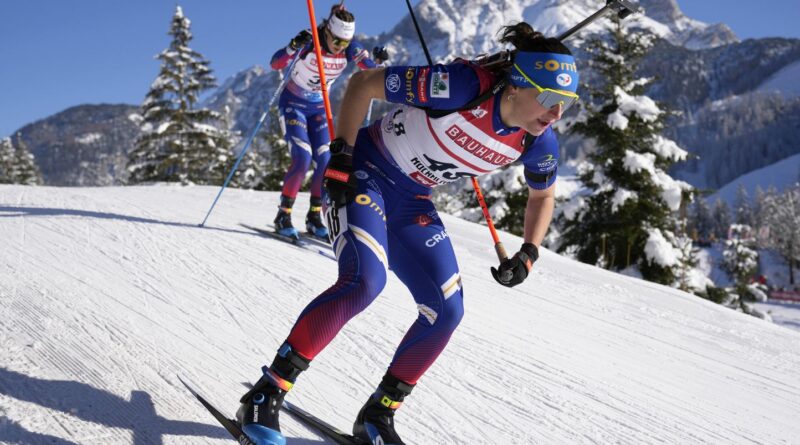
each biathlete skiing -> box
[269,4,387,240]
[238,21,580,445]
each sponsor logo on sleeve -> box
[417,67,430,103]
[431,72,450,99]
[405,67,416,103]
[386,74,401,93]
[536,154,557,170]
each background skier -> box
[238,21,579,445]
[269,4,387,239]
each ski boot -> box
[274,195,299,239]
[237,343,310,445]
[305,197,329,240]
[353,373,415,445]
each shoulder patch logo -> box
[386,74,401,93]
[431,72,450,98]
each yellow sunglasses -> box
[512,63,580,111]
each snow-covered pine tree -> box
[0,135,42,185]
[13,133,43,185]
[734,184,754,226]
[711,198,732,241]
[0,137,16,183]
[766,185,800,285]
[689,197,714,243]
[128,6,234,185]
[752,186,767,245]
[721,224,770,320]
[556,17,692,285]
[253,106,291,191]
[674,218,712,293]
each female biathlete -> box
[269,5,386,239]
[240,22,580,445]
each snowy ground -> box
[1,184,800,445]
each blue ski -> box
[178,376,259,445]
[283,400,364,445]
[241,223,336,261]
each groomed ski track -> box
[1,184,799,444]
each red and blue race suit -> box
[284,62,559,385]
[270,39,378,201]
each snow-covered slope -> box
[707,152,800,205]
[757,60,800,97]
[1,185,799,444]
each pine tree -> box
[556,18,692,284]
[253,106,291,191]
[0,135,42,185]
[13,133,43,185]
[733,184,754,226]
[752,186,770,247]
[766,185,800,285]
[689,197,714,243]
[128,6,234,185]
[674,218,710,293]
[721,224,770,319]
[711,199,732,241]
[0,137,16,183]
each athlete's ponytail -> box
[498,22,571,55]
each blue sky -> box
[1,0,799,137]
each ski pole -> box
[306,0,337,141]
[558,0,641,41]
[472,177,508,261]
[198,46,305,227]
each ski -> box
[264,223,332,249]
[241,223,336,261]
[283,400,364,445]
[178,376,259,445]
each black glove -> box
[372,46,390,64]
[324,138,357,208]
[289,30,313,51]
[491,243,539,288]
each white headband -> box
[327,14,355,40]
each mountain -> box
[14,104,139,186]
[1,184,799,444]
[10,0,800,191]
[203,0,800,191]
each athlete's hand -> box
[372,46,390,64]
[491,243,539,287]
[289,30,313,51]
[324,138,357,208]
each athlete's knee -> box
[438,291,465,333]
[334,268,387,310]
[289,143,313,168]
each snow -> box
[623,150,656,175]
[757,60,800,98]
[754,301,800,331]
[707,153,800,207]
[611,188,636,212]
[650,135,687,162]
[1,184,800,444]
[621,150,690,211]
[606,109,629,130]
[644,228,679,267]
[74,133,103,145]
[613,86,662,122]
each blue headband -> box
[509,51,579,93]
